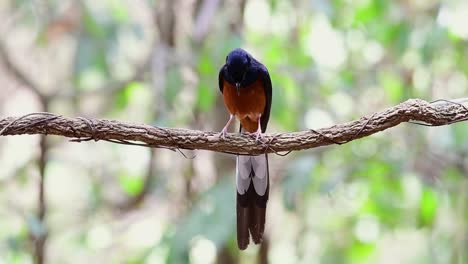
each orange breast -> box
[223,78,266,132]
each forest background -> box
[0,0,467,263]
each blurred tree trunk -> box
[0,38,51,264]
[258,237,269,264]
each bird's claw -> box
[254,131,264,142]
[218,129,228,139]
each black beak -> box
[235,83,241,95]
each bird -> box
[218,48,272,250]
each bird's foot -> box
[218,114,234,140]
[253,115,264,143]
[218,127,228,139]
[253,130,264,142]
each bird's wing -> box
[218,64,227,93]
[259,65,272,132]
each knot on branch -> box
[0,113,60,136]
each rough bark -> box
[0,99,467,155]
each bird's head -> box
[225,48,252,94]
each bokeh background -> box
[0,0,468,263]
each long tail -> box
[236,153,269,250]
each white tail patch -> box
[236,154,268,196]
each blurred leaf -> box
[353,0,384,25]
[377,23,409,54]
[274,102,297,130]
[442,166,464,185]
[74,4,124,89]
[392,23,409,54]
[357,159,404,227]
[198,53,216,75]
[5,225,28,253]
[322,246,347,264]
[268,0,280,11]
[379,71,404,103]
[196,51,217,111]
[348,240,375,263]
[418,187,438,227]
[168,179,235,264]
[74,37,109,89]
[82,6,106,38]
[164,68,183,105]
[89,179,103,211]
[119,173,144,196]
[108,0,129,22]
[272,75,299,130]
[3,252,33,264]
[6,236,21,252]
[263,37,284,66]
[359,159,393,178]
[452,123,468,148]
[196,83,215,112]
[282,156,316,210]
[115,81,146,110]
[421,27,448,64]
[340,69,355,86]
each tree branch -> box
[0,99,467,155]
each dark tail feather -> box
[236,201,250,250]
[236,174,269,250]
[249,205,266,244]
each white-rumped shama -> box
[218,48,272,250]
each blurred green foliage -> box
[0,0,468,263]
